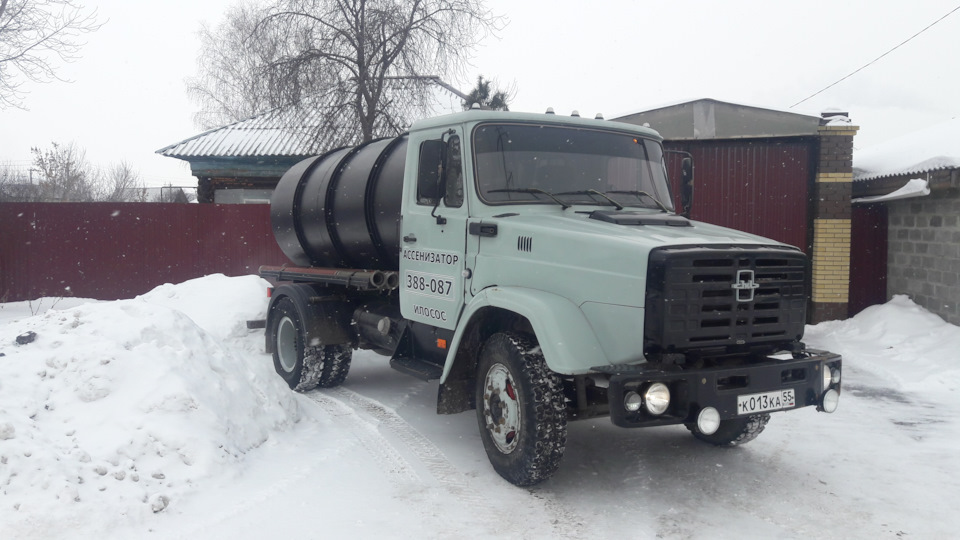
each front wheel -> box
[475,332,567,487]
[687,413,770,446]
[269,297,352,392]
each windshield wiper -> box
[555,189,624,210]
[604,190,670,213]
[488,188,571,209]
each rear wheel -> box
[687,413,770,446]
[475,332,566,486]
[270,297,351,392]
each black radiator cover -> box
[645,245,807,354]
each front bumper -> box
[597,349,841,428]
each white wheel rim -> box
[482,363,521,454]
[277,316,298,373]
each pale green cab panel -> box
[579,302,646,365]
[440,286,607,381]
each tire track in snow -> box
[330,386,587,539]
[331,387,489,501]
[307,391,421,486]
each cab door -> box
[399,131,468,330]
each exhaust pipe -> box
[260,265,400,291]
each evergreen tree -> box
[462,76,510,111]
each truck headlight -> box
[831,367,841,385]
[624,391,643,412]
[697,407,721,435]
[821,365,832,391]
[643,383,670,415]
[821,389,840,413]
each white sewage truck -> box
[259,109,842,486]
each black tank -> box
[271,136,408,270]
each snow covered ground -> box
[1,275,957,539]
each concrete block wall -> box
[886,187,960,325]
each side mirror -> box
[417,139,445,202]
[680,157,694,218]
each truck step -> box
[390,356,443,381]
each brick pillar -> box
[810,114,858,323]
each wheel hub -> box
[482,363,520,454]
[276,316,298,373]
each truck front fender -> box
[441,286,607,382]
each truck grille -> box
[645,246,807,353]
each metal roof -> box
[157,106,342,159]
[158,81,463,160]
[613,98,822,140]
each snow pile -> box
[804,295,960,396]
[0,275,298,537]
[822,108,852,126]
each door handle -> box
[469,222,497,237]
[403,234,417,243]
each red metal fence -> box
[2,197,886,311]
[665,138,814,253]
[0,202,291,302]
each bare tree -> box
[0,0,103,109]
[187,1,292,129]
[0,162,38,201]
[99,160,146,202]
[191,0,503,145]
[4,143,147,202]
[31,141,96,201]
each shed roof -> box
[158,80,463,160]
[612,98,823,140]
[854,117,960,181]
[157,106,336,160]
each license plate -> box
[736,389,795,415]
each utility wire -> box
[790,4,960,108]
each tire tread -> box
[271,296,352,392]
[477,332,567,486]
[688,413,770,446]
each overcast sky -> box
[2,0,958,187]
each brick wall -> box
[810,124,858,322]
[812,219,852,300]
[886,187,960,325]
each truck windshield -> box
[472,123,674,211]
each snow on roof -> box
[854,117,960,181]
[157,106,328,159]
[852,178,930,204]
[158,82,463,159]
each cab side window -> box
[416,136,463,208]
[417,139,443,206]
[444,136,464,208]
